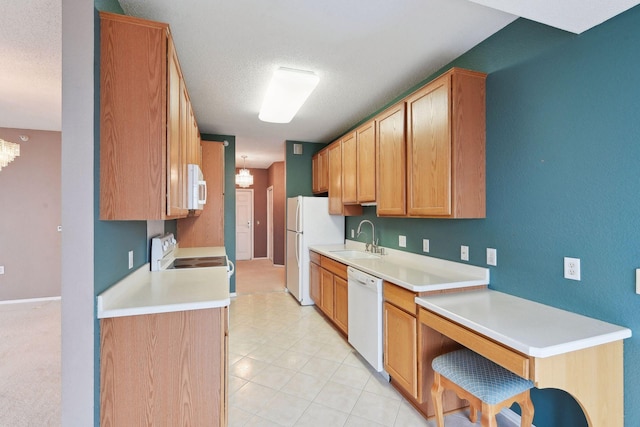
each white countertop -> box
[309,241,489,292]
[416,289,632,358]
[97,246,230,318]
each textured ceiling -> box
[1,0,639,168]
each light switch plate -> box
[461,245,469,261]
[0,266,4,275]
[399,235,406,248]
[486,248,497,266]
[423,239,430,253]
[351,229,355,238]
[128,251,134,269]
[636,269,640,294]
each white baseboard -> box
[0,296,61,305]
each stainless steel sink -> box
[330,250,380,260]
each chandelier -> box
[0,138,20,171]
[235,155,254,188]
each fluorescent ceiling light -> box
[259,67,319,123]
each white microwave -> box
[187,164,207,210]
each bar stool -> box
[431,348,535,427]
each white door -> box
[267,186,273,261]
[236,189,253,260]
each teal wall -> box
[343,10,640,427]
[285,140,326,197]
[202,134,237,293]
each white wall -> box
[61,0,95,425]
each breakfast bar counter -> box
[416,289,632,427]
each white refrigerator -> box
[286,196,345,305]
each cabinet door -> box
[166,39,187,218]
[376,103,406,216]
[320,268,334,317]
[177,141,225,246]
[341,132,357,205]
[312,154,320,193]
[333,276,348,335]
[383,301,417,398]
[309,261,321,305]
[318,149,329,193]
[407,74,451,216]
[327,142,343,215]
[356,121,376,203]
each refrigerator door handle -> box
[295,233,301,267]
[296,199,302,232]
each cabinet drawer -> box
[320,256,348,279]
[384,281,417,314]
[418,307,530,379]
[309,250,321,265]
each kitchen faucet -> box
[356,219,380,253]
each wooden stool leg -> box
[431,372,445,427]
[519,391,534,427]
[469,405,478,423]
[480,402,498,427]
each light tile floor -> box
[228,291,515,427]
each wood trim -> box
[383,281,417,314]
[320,256,348,279]
[309,250,321,265]
[418,307,530,378]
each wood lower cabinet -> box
[99,12,201,220]
[100,307,228,426]
[383,281,471,418]
[310,252,348,335]
[333,276,348,334]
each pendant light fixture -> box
[235,155,254,188]
[0,138,21,171]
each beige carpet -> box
[235,259,285,295]
[0,299,61,426]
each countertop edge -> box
[416,290,632,358]
[98,298,231,319]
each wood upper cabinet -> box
[376,102,407,216]
[99,11,200,220]
[177,141,225,247]
[341,132,357,204]
[356,121,376,203]
[327,141,343,214]
[406,68,486,218]
[312,148,329,194]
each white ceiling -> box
[1,0,638,168]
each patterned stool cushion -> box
[432,348,534,405]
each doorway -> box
[266,186,274,262]
[236,189,254,260]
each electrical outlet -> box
[486,248,497,266]
[399,235,407,248]
[564,257,581,281]
[351,229,355,238]
[0,266,4,275]
[636,269,640,295]
[423,239,430,253]
[128,251,134,269]
[461,245,469,261]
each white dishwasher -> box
[347,266,384,372]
